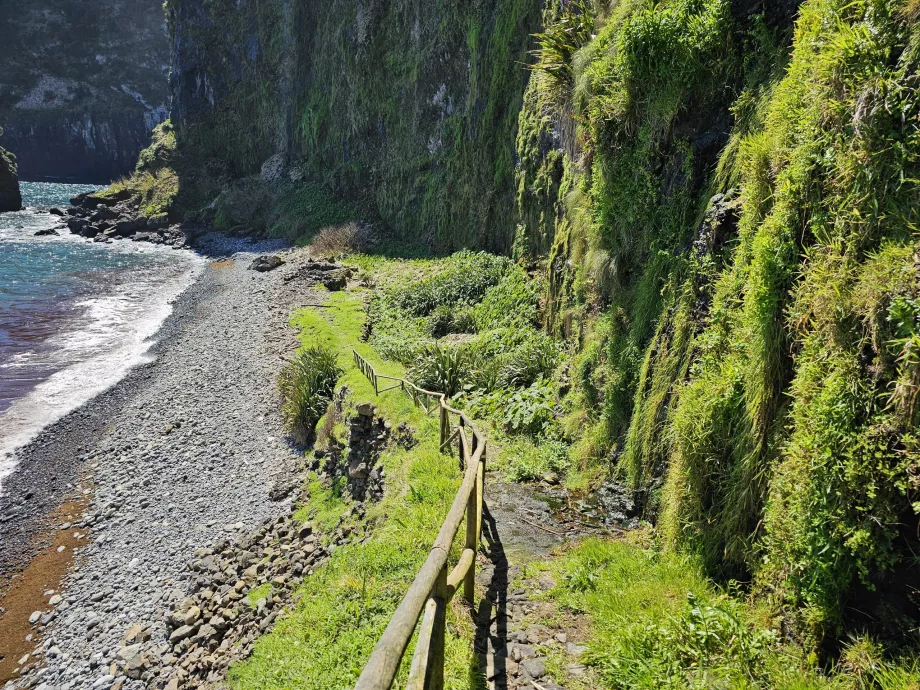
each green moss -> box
[103,121,179,218]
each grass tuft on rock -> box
[278,344,342,446]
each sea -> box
[0,182,204,492]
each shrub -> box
[408,344,468,397]
[387,251,513,317]
[309,222,378,257]
[279,345,343,445]
[498,335,560,389]
[463,378,558,435]
[505,437,570,482]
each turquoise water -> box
[0,183,203,487]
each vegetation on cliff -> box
[509,0,920,656]
[142,0,920,680]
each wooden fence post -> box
[429,565,448,690]
[477,443,486,545]
[464,473,478,605]
[439,404,448,453]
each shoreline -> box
[0,233,311,688]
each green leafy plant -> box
[408,344,468,397]
[279,345,343,445]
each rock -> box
[67,217,89,234]
[49,207,65,216]
[90,674,115,689]
[147,214,169,230]
[123,623,150,645]
[90,206,117,221]
[34,228,59,236]
[71,189,131,208]
[249,255,284,272]
[48,594,62,606]
[520,657,547,679]
[169,625,196,644]
[542,471,560,485]
[566,642,588,656]
[29,610,42,624]
[323,271,348,291]
[113,219,138,237]
[0,145,21,212]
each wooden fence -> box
[351,350,486,690]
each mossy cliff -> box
[0,0,169,182]
[162,0,920,657]
[164,0,541,249]
[516,0,920,650]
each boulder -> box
[67,217,88,234]
[90,206,117,222]
[113,219,138,236]
[70,189,131,208]
[147,214,169,230]
[323,270,348,291]
[249,255,284,272]
[34,228,59,236]
[0,145,21,212]
[48,207,64,216]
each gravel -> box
[1,235,328,690]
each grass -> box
[228,289,484,689]
[278,344,342,445]
[532,535,920,690]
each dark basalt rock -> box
[70,188,132,208]
[34,228,59,236]
[249,255,284,272]
[67,217,89,234]
[0,144,22,212]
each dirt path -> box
[475,480,605,690]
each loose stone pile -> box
[132,512,329,689]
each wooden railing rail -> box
[351,350,486,690]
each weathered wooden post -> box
[439,403,448,453]
[464,472,478,604]
[429,565,448,690]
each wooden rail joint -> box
[351,350,487,690]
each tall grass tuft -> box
[408,344,468,397]
[279,345,343,445]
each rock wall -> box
[0,143,21,211]
[165,0,543,250]
[0,0,169,182]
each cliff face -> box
[159,0,920,648]
[0,0,169,182]
[0,143,21,211]
[165,0,542,250]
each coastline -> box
[0,234,313,688]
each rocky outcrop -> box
[0,0,169,181]
[0,143,21,211]
[62,190,186,247]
